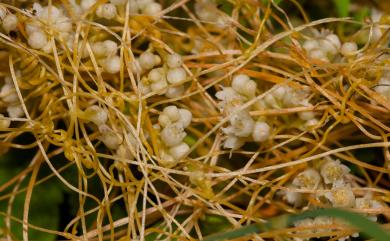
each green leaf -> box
[201,215,232,236]
[289,208,390,241]
[332,0,350,17]
[202,208,390,241]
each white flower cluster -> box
[260,84,318,129]
[216,74,271,149]
[290,160,382,241]
[284,159,382,223]
[284,160,353,207]
[194,0,229,28]
[25,3,73,53]
[81,0,162,18]
[80,105,123,150]
[92,40,121,74]
[138,52,188,98]
[0,7,18,34]
[158,105,192,166]
[0,76,24,120]
[302,31,359,61]
[128,0,162,17]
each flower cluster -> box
[302,30,359,62]
[92,40,121,74]
[216,74,271,149]
[260,83,319,129]
[283,158,382,240]
[26,3,73,53]
[138,52,188,98]
[0,76,24,120]
[157,105,192,166]
[194,0,229,28]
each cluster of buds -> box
[138,52,188,98]
[79,105,122,150]
[81,0,162,18]
[194,0,229,28]
[0,75,24,120]
[259,83,319,129]
[282,158,382,237]
[26,3,73,53]
[287,160,382,240]
[302,30,360,62]
[157,105,192,166]
[92,40,121,74]
[216,74,271,149]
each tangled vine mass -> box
[0,0,390,240]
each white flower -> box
[252,121,270,142]
[102,55,121,74]
[340,42,358,56]
[139,52,159,70]
[159,105,180,126]
[169,142,189,160]
[320,160,350,184]
[83,105,108,125]
[28,31,48,49]
[98,125,123,149]
[0,83,18,103]
[158,148,177,166]
[223,111,254,137]
[142,2,162,17]
[148,67,166,83]
[96,3,117,20]
[223,135,245,150]
[292,168,321,189]
[283,184,304,207]
[178,109,192,128]
[2,14,18,33]
[355,193,382,222]
[264,85,310,109]
[302,39,319,52]
[150,80,168,93]
[158,105,192,129]
[231,74,257,98]
[215,87,243,111]
[167,53,183,68]
[160,123,186,147]
[325,181,355,208]
[194,0,228,28]
[308,48,328,62]
[165,85,185,98]
[7,105,24,118]
[166,67,187,84]
[325,33,341,50]
[136,0,155,10]
[116,143,134,161]
[92,40,117,58]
